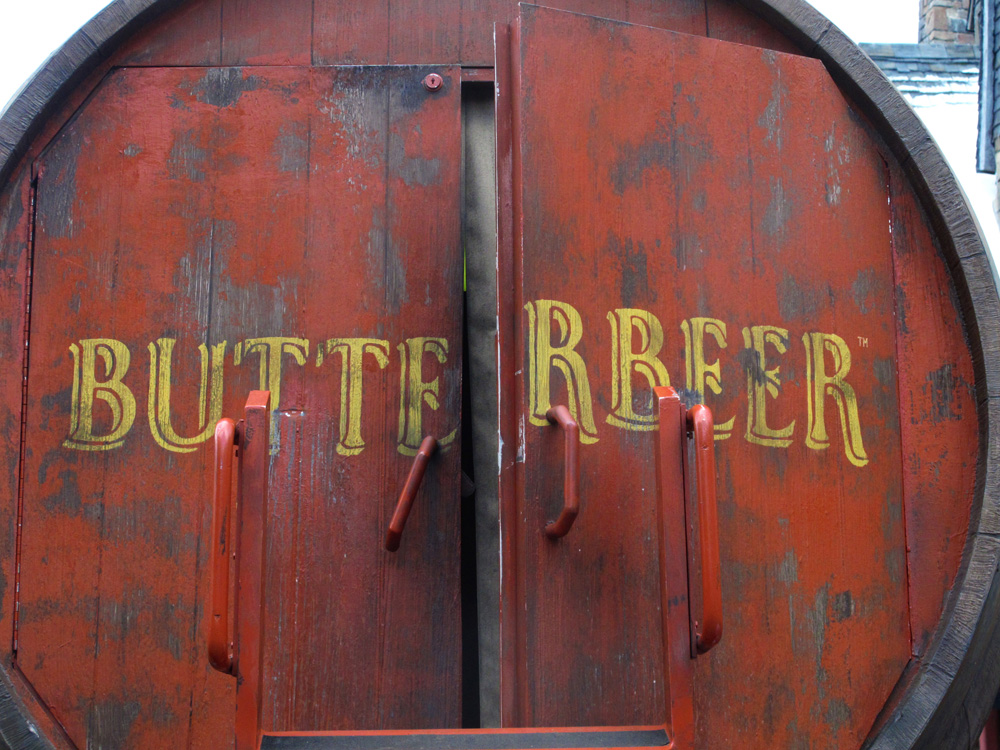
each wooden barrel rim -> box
[0,0,997,747]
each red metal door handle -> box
[385,436,438,552]
[687,404,723,654]
[544,405,580,539]
[209,417,237,674]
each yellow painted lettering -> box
[525,300,598,444]
[682,317,736,440]
[742,325,795,448]
[317,338,390,456]
[397,337,456,456]
[237,337,309,453]
[803,332,869,468]
[147,338,226,453]
[64,339,136,451]
[606,308,671,431]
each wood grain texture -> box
[0,0,995,747]
[508,8,909,745]
[0,0,183,187]
[221,0,312,65]
[313,0,389,64]
[887,158,978,657]
[115,0,222,66]
[389,0,463,64]
[20,66,252,750]
[706,0,801,52]
[0,168,30,650]
[724,1,1000,744]
[16,64,464,747]
[247,65,465,734]
[0,0,792,186]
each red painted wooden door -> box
[21,64,463,747]
[503,6,910,746]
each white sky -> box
[809,0,919,43]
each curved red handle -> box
[386,436,438,552]
[545,405,580,539]
[209,418,236,673]
[688,404,722,654]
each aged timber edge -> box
[0,0,186,188]
[737,1,1000,748]
[0,661,51,750]
[0,2,189,749]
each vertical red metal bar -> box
[687,405,722,654]
[508,12,533,727]
[208,418,236,673]
[654,387,694,748]
[494,20,521,728]
[235,391,270,750]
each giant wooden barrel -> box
[0,0,998,748]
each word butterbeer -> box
[62,299,870,467]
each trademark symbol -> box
[857,336,869,348]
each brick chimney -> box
[920,0,975,43]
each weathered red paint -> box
[0,0,985,747]
[886,159,979,657]
[16,61,463,746]
[504,5,909,744]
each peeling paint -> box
[274,123,309,175]
[831,591,854,622]
[180,68,264,108]
[167,129,208,183]
[851,268,883,315]
[777,272,818,320]
[926,364,960,422]
[390,132,441,187]
[824,697,852,735]
[88,698,141,749]
[606,232,652,306]
[37,130,82,239]
[775,550,799,584]
[762,178,788,238]
[758,58,788,150]
[609,117,672,195]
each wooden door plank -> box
[887,158,978,657]
[19,63,464,747]
[247,65,465,733]
[507,7,911,745]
